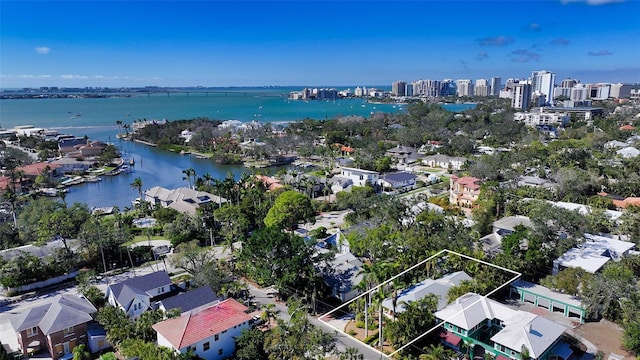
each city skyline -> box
[1,0,639,88]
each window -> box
[63,326,74,336]
[214,334,219,341]
[27,327,38,337]
[54,344,63,355]
[203,342,210,351]
[218,349,223,355]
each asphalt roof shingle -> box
[158,286,220,313]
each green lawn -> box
[125,235,167,246]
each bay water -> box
[0,89,475,208]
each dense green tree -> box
[264,190,315,231]
[233,329,267,360]
[263,298,336,360]
[237,227,317,298]
[17,197,64,243]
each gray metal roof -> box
[158,286,219,313]
[108,271,172,307]
[11,295,96,335]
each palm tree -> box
[339,348,364,360]
[115,120,123,137]
[130,177,144,200]
[371,286,388,352]
[182,168,196,190]
[202,172,213,187]
[261,303,277,329]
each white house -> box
[553,233,637,274]
[144,186,227,216]
[381,271,472,315]
[436,293,569,360]
[105,271,173,318]
[422,154,468,171]
[340,167,379,187]
[617,146,640,158]
[152,298,253,360]
[179,129,194,143]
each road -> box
[246,282,388,359]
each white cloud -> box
[35,46,51,55]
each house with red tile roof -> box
[17,162,60,177]
[449,176,482,208]
[152,298,253,360]
[254,174,284,192]
[612,197,640,209]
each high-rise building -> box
[610,83,632,99]
[440,79,456,96]
[392,81,406,96]
[570,85,588,101]
[490,77,501,96]
[512,82,532,110]
[530,70,556,106]
[455,79,473,97]
[560,78,578,88]
[474,79,489,97]
[413,79,441,97]
[405,83,414,97]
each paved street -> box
[246,282,387,359]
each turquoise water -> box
[0,90,475,208]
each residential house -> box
[78,141,105,157]
[50,157,95,174]
[0,239,79,263]
[179,129,194,143]
[479,216,534,254]
[152,298,253,360]
[611,197,640,209]
[546,200,623,223]
[516,176,557,191]
[379,172,417,193]
[435,293,570,360]
[17,162,61,179]
[604,140,628,149]
[449,176,481,208]
[385,145,422,165]
[105,271,175,318]
[381,271,472,316]
[553,233,637,274]
[11,294,100,360]
[254,174,284,192]
[422,154,468,171]
[616,146,639,158]
[340,167,379,188]
[58,137,88,154]
[323,251,364,302]
[510,280,585,323]
[144,186,227,216]
[329,176,353,194]
[156,286,220,314]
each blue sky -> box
[1,0,639,88]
